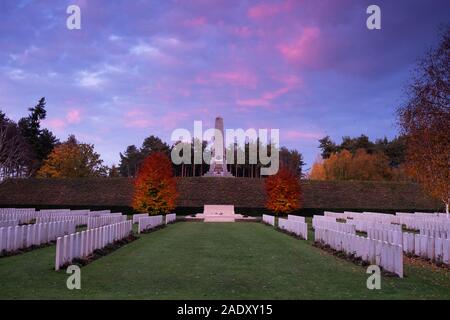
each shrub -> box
[265,167,302,215]
[132,152,178,215]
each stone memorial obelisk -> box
[204,116,233,177]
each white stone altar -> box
[194,205,243,222]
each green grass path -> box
[0,222,449,299]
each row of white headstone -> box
[166,213,176,224]
[89,211,120,217]
[322,211,450,266]
[36,209,90,217]
[55,220,133,270]
[262,214,275,226]
[36,215,88,226]
[400,214,450,232]
[0,209,37,224]
[367,228,403,246]
[0,208,35,214]
[287,215,306,223]
[312,216,356,234]
[0,208,118,225]
[132,213,148,224]
[87,215,127,229]
[347,220,402,233]
[138,216,164,233]
[0,220,19,228]
[420,228,448,239]
[325,211,450,240]
[325,211,450,233]
[414,212,450,218]
[350,211,402,224]
[402,232,450,264]
[315,227,403,277]
[0,221,76,254]
[133,213,177,225]
[278,218,308,240]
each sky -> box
[0,0,449,171]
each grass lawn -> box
[0,221,449,299]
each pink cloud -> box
[261,87,291,100]
[66,109,82,124]
[125,109,146,117]
[278,27,321,65]
[196,70,258,88]
[123,109,189,130]
[41,109,84,132]
[236,98,271,108]
[236,75,302,109]
[124,109,154,128]
[160,111,190,129]
[43,118,66,131]
[236,87,292,109]
[248,1,293,20]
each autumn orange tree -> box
[132,152,178,215]
[37,135,106,178]
[397,27,450,213]
[309,149,405,181]
[265,167,302,215]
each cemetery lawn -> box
[0,222,449,299]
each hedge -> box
[0,177,442,214]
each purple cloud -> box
[0,0,449,171]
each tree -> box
[265,167,302,215]
[141,135,171,157]
[309,157,326,180]
[119,145,143,177]
[309,149,403,181]
[132,152,178,215]
[323,149,353,180]
[318,134,407,168]
[318,136,338,159]
[108,165,121,177]
[37,135,107,178]
[279,147,305,177]
[374,136,407,167]
[18,98,58,174]
[341,135,374,154]
[0,115,32,180]
[397,27,450,213]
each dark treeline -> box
[0,98,58,180]
[318,135,407,167]
[119,137,305,178]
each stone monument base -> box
[203,171,234,177]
